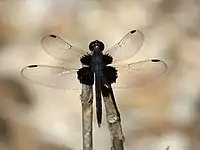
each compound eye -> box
[89,42,95,51]
[96,41,104,51]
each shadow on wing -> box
[21,65,81,90]
[111,59,168,89]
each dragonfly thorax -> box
[91,51,104,72]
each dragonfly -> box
[21,30,167,127]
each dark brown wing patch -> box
[77,67,94,85]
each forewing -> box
[104,30,144,63]
[21,65,81,90]
[111,59,167,89]
[41,34,90,68]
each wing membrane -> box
[21,65,81,90]
[104,30,144,63]
[21,59,167,90]
[111,59,167,89]
[41,34,89,68]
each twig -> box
[80,85,93,150]
[103,88,124,150]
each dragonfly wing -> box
[21,65,81,90]
[41,34,90,68]
[110,59,167,89]
[104,30,144,63]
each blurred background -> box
[0,0,200,150]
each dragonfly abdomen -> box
[95,72,103,127]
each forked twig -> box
[80,85,93,150]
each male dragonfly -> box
[21,30,167,127]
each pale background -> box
[0,0,200,150]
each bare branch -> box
[80,85,93,150]
[103,89,124,150]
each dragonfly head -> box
[89,40,104,52]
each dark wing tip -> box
[28,65,38,68]
[151,59,160,62]
[130,30,136,34]
[49,34,57,38]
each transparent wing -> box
[21,65,81,90]
[104,30,144,63]
[111,59,167,89]
[41,34,90,68]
